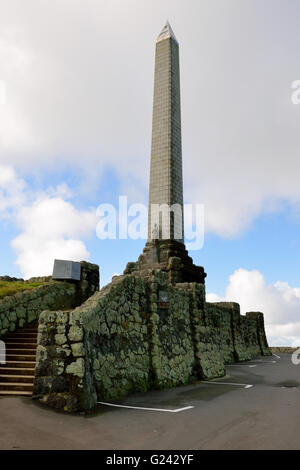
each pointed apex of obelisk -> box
[157,21,178,44]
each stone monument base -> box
[124,240,206,285]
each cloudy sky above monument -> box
[1,0,300,345]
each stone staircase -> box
[0,323,37,396]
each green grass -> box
[0,281,46,299]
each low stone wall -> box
[0,276,24,282]
[205,302,236,363]
[254,311,271,356]
[33,275,150,411]
[270,347,299,354]
[0,261,99,338]
[149,273,196,388]
[206,303,271,362]
[76,261,100,305]
[182,284,225,379]
[33,270,270,413]
[85,275,151,403]
[34,309,87,411]
[244,312,270,357]
[34,272,201,411]
[0,275,52,282]
[0,282,76,337]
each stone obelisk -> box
[124,22,206,285]
[148,21,184,243]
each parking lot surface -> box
[0,354,299,450]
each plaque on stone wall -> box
[52,259,81,281]
[159,290,169,309]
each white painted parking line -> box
[261,361,276,364]
[228,360,276,366]
[227,364,256,367]
[227,364,248,367]
[273,353,281,359]
[204,381,253,389]
[98,402,194,413]
[251,359,277,363]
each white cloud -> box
[0,2,300,332]
[1,1,300,234]
[207,268,300,346]
[0,27,37,152]
[11,196,97,279]
[0,164,97,279]
[206,293,223,303]
[0,164,26,216]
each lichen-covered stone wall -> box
[205,302,236,364]
[34,271,203,412]
[76,261,100,305]
[270,347,298,354]
[205,302,271,362]
[247,311,270,357]
[33,275,151,411]
[33,308,87,411]
[33,270,270,413]
[149,273,195,388]
[84,275,151,402]
[182,283,225,379]
[0,261,99,338]
[0,282,76,337]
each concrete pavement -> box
[0,354,299,450]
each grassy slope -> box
[0,281,46,300]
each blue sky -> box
[3,176,300,295]
[202,209,300,296]
[1,0,300,345]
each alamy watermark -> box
[96,196,204,250]
[0,80,7,105]
[291,80,300,104]
[291,348,300,365]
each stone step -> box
[19,331,37,334]
[0,390,32,397]
[0,367,35,376]
[7,331,37,336]
[3,361,36,368]
[0,323,37,397]
[5,343,37,349]
[5,353,36,362]
[13,332,37,336]
[4,348,37,355]
[12,329,38,335]
[0,374,34,384]
[0,382,33,392]
[13,326,37,331]
[5,337,37,343]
